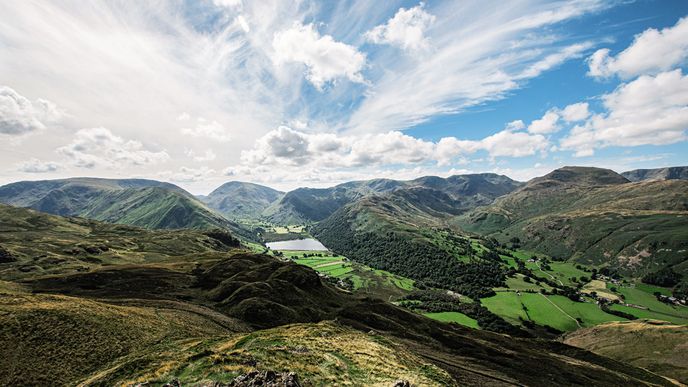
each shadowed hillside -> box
[263,173,521,224]
[622,166,688,182]
[0,178,255,240]
[200,181,284,220]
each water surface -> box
[266,238,327,251]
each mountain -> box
[563,320,688,383]
[0,178,254,239]
[0,177,184,215]
[265,173,521,224]
[312,174,523,298]
[622,166,688,182]
[457,166,688,275]
[0,205,673,386]
[200,181,283,220]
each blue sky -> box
[0,0,687,192]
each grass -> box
[498,274,553,292]
[108,321,453,387]
[290,252,415,299]
[617,285,688,318]
[481,292,625,331]
[424,312,479,329]
[563,320,688,384]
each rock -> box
[227,370,302,387]
[0,245,16,263]
[162,379,182,387]
[392,380,411,387]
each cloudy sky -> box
[1,0,687,193]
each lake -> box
[266,238,327,251]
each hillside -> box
[563,320,688,383]
[622,166,688,182]
[265,173,520,224]
[312,176,526,298]
[456,167,688,275]
[200,181,283,220]
[0,178,254,239]
[0,205,673,386]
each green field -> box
[424,312,479,329]
[289,251,414,300]
[498,274,553,292]
[481,292,625,331]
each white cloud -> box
[213,0,242,8]
[15,158,61,173]
[181,119,232,142]
[347,1,606,134]
[186,149,217,162]
[528,110,560,134]
[561,69,688,155]
[588,16,688,78]
[57,127,169,168]
[364,3,436,51]
[0,86,64,135]
[518,42,593,79]
[237,124,548,172]
[505,120,526,131]
[164,166,216,183]
[560,102,589,122]
[272,23,366,89]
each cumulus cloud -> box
[528,110,560,134]
[236,124,548,171]
[560,102,590,122]
[57,127,169,168]
[273,23,366,89]
[0,86,64,135]
[186,149,217,162]
[588,16,688,78]
[181,119,232,142]
[364,3,436,51]
[561,69,688,156]
[15,158,61,173]
[164,166,216,183]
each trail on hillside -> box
[539,293,582,329]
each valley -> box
[0,165,686,385]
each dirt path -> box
[314,261,345,268]
[539,293,582,329]
[535,262,564,286]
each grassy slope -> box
[457,167,688,276]
[0,205,675,386]
[0,178,255,240]
[563,320,688,384]
[201,181,283,220]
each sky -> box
[1,0,687,194]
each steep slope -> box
[0,177,184,214]
[0,178,253,238]
[0,205,673,386]
[457,166,688,275]
[265,173,520,224]
[622,166,688,182]
[200,181,283,220]
[313,175,525,298]
[563,320,688,383]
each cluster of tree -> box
[400,290,528,336]
[314,218,506,299]
[642,267,683,287]
[673,281,688,300]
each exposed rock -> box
[392,380,411,387]
[0,245,16,263]
[227,370,302,387]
